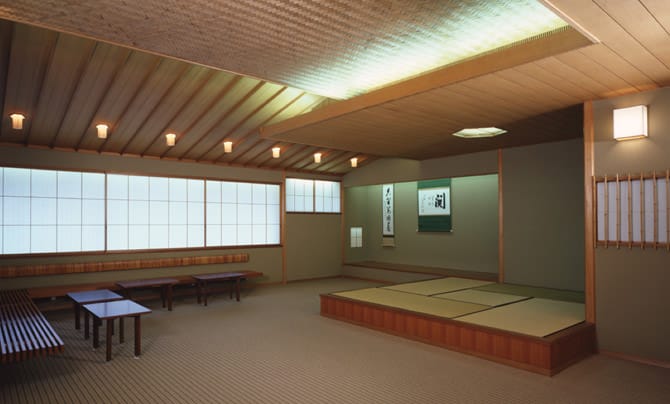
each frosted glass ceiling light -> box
[223,141,233,153]
[165,133,176,146]
[613,105,647,141]
[314,152,322,163]
[350,157,358,168]
[10,113,25,130]
[96,124,109,139]
[452,127,507,139]
[272,147,281,158]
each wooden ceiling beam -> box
[23,31,59,145]
[259,27,592,140]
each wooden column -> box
[281,171,287,284]
[583,101,596,324]
[497,149,504,284]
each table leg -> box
[93,317,100,349]
[235,277,241,302]
[196,281,202,304]
[119,317,125,344]
[229,281,233,299]
[160,287,166,308]
[106,319,113,361]
[134,316,142,357]
[203,281,209,306]
[84,311,90,339]
[167,285,173,311]
[74,302,80,330]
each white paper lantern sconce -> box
[613,105,648,141]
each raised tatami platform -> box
[322,277,595,376]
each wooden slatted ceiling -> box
[0,20,361,175]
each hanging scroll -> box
[382,184,394,236]
[417,179,452,232]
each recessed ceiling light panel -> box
[452,127,508,139]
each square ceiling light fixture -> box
[613,105,647,141]
[452,127,507,139]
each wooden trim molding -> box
[0,253,249,278]
[583,101,596,323]
[599,350,670,369]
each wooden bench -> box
[193,271,263,306]
[0,289,64,363]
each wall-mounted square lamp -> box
[272,147,280,158]
[165,133,176,146]
[10,113,25,130]
[223,141,233,153]
[96,124,109,139]
[613,105,647,141]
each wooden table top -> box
[116,278,178,288]
[83,300,152,320]
[67,289,123,304]
[192,272,247,281]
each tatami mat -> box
[474,283,584,303]
[333,288,489,318]
[434,289,529,307]
[456,298,585,337]
[382,277,493,296]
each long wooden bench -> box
[0,289,64,363]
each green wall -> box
[0,147,340,289]
[345,174,499,274]
[502,138,585,291]
[593,87,670,362]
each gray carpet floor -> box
[1,278,668,403]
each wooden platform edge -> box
[320,294,595,376]
[344,261,498,282]
[0,253,250,278]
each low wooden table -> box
[83,300,152,361]
[67,289,123,339]
[116,278,178,311]
[192,272,247,306]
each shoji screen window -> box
[206,180,280,246]
[285,178,313,212]
[1,167,104,254]
[315,180,341,213]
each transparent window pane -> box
[107,174,128,199]
[129,200,149,225]
[82,199,105,225]
[150,177,169,200]
[107,225,128,250]
[82,173,105,199]
[31,198,57,225]
[129,176,149,200]
[149,201,169,225]
[58,199,82,225]
[81,225,104,251]
[57,225,81,252]
[4,197,31,225]
[31,169,57,197]
[31,225,57,253]
[149,225,169,249]
[206,224,221,246]
[188,180,204,202]
[206,181,221,203]
[169,201,188,225]
[188,225,204,247]
[3,226,30,253]
[4,168,31,196]
[169,178,188,201]
[57,171,81,198]
[169,225,187,248]
[188,202,204,225]
[107,200,128,225]
[129,225,149,250]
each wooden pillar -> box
[583,101,596,324]
[497,149,504,284]
[281,171,287,284]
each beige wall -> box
[592,87,670,362]
[502,138,585,291]
[0,146,338,289]
[285,213,341,281]
[344,175,499,273]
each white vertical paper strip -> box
[657,179,667,243]
[607,182,617,241]
[382,184,394,236]
[631,180,642,242]
[596,182,605,241]
[619,180,629,242]
[644,179,654,243]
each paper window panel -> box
[31,198,57,225]
[4,168,30,196]
[129,201,149,225]
[657,179,668,243]
[631,180,642,242]
[5,197,31,224]
[187,180,204,202]
[237,183,252,204]
[128,225,149,250]
[607,182,617,241]
[267,185,280,205]
[619,180,629,242]
[596,182,605,241]
[206,225,222,246]
[58,226,81,252]
[31,170,57,197]
[169,201,188,225]
[81,226,104,251]
[188,202,204,225]
[221,225,237,246]
[107,225,129,250]
[4,226,30,254]
[82,173,105,199]
[58,199,82,225]
[237,225,252,245]
[221,182,237,203]
[128,176,149,200]
[149,225,169,249]
[31,225,57,253]
[644,179,654,243]
[206,181,221,203]
[252,224,266,245]
[169,225,187,248]
[107,175,128,199]
[82,200,105,225]
[188,225,204,247]
[267,225,280,244]
[107,200,128,225]
[169,178,188,201]
[149,177,169,201]
[57,171,82,198]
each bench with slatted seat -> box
[0,289,64,364]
